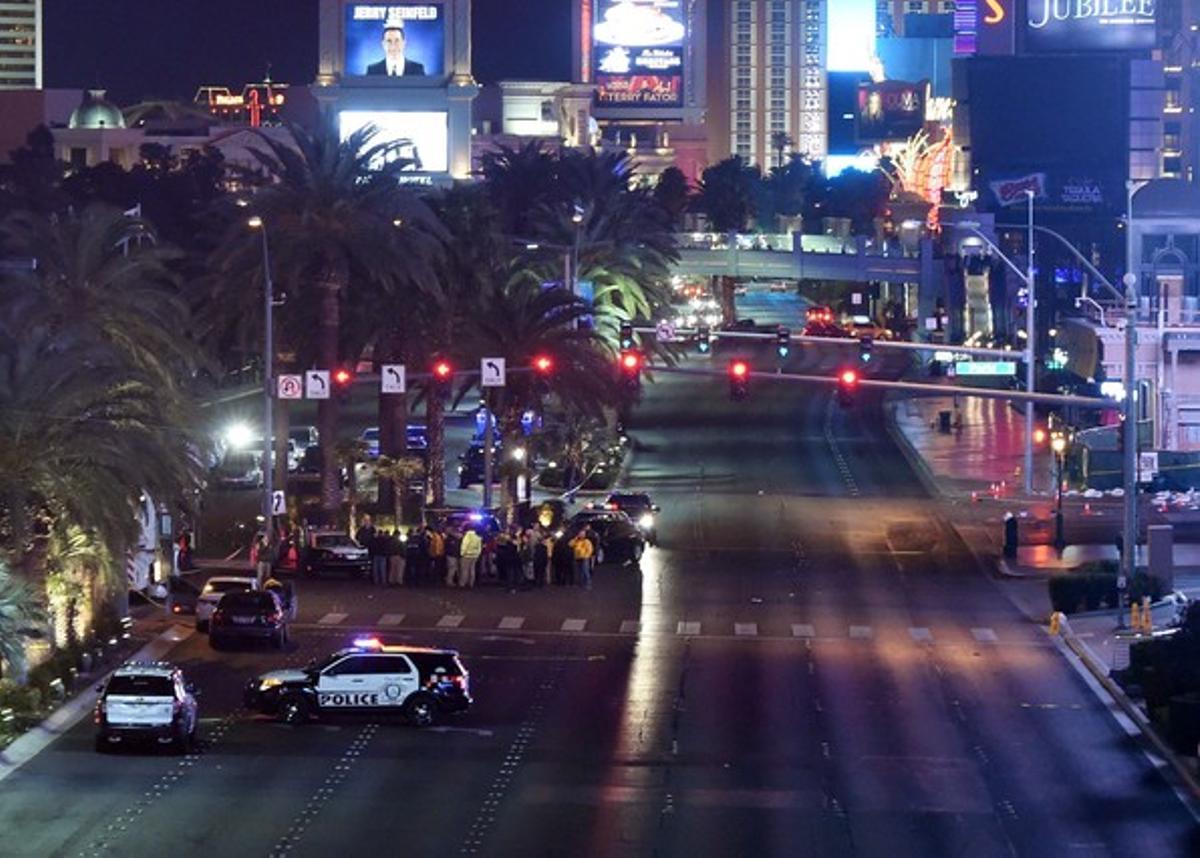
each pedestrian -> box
[177,530,194,572]
[481,530,497,583]
[356,515,376,548]
[370,530,389,586]
[569,529,594,591]
[428,525,445,585]
[520,528,536,589]
[387,529,406,586]
[460,527,482,588]
[553,533,572,585]
[406,526,424,586]
[497,531,521,593]
[444,527,462,587]
[534,530,551,587]
[254,534,274,585]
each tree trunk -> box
[426,389,446,508]
[317,269,344,522]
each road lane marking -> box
[677,621,701,636]
[734,623,758,637]
[909,627,933,642]
[561,618,587,632]
[619,620,640,634]
[971,627,998,643]
[317,612,348,626]
[377,613,405,627]
[791,623,815,638]
[849,625,873,639]
[437,614,465,628]
[498,616,526,630]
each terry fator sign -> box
[1026,0,1156,53]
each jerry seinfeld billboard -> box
[344,3,446,78]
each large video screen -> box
[344,3,445,78]
[592,0,685,107]
[855,80,928,143]
[1025,0,1156,53]
[339,110,448,173]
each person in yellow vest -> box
[459,527,483,588]
[569,528,595,591]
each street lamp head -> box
[1122,272,1137,289]
[247,215,264,229]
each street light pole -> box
[1119,181,1143,628]
[1025,190,1036,495]
[249,216,274,549]
[1052,432,1066,551]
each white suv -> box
[95,662,199,753]
[196,575,259,631]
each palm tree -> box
[229,118,433,520]
[0,557,43,681]
[694,156,760,233]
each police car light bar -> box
[353,637,383,650]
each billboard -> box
[855,80,928,143]
[339,110,449,173]
[344,4,445,78]
[1025,0,1156,53]
[592,0,685,107]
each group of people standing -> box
[354,517,601,592]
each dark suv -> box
[210,590,288,650]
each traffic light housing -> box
[619,349,642,391]
[729,359,749,400]
[619,322,634,350]
[432,359,453,398]
[697,324,711,354]
[776,326,791,360]
[859,335,873,363]
[333,367,354,401]
[836,367,858,407]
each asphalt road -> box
[1,287,1197,857]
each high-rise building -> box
[714,0,826,168]
[0,0,40,89]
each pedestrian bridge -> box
[674,233,934,285]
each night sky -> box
[44,0,570,104]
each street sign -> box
[271,490,286,516]
[851,292,863,306]
[655,320,676,343]
[381,364,406,394]
[277,374,303,400]
[953,361,1018,377]
[305,370,330,400]
[1139,451,1159,482]
[481,357,506,387]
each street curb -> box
[1058,630,1200,804]
[0,624,195,783]
[882,398,946,501]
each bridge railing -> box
[675,232,920,259]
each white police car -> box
[245,638,471,727]
[94,661,199,753]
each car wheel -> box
[279,693,311,725]
[631,541,645,562]
[197,619,209,633]
[404,693,437,728]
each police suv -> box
[245,638,471,727]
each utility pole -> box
[1119,180,1142,628]
[248,216,275,551]
[1024,190,1036,495]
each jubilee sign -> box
[1026,0,1156,53]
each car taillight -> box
[266,612,281,625]
[94,698,106,724]
[211,610,224,625]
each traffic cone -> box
[1049,612,1061,635]
[1130,602,1142,633]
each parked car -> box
[301,531,369,578]
[167,575,202,616]
[210,590,289,650]
[94,661,199,753]
[360,425,429,460]
[196,575,258,631]
[602,491,661,544]
[289,425,319,453]
[560,509,646,565]
[423,508,503,538]
[212,451,262,489]
[457,441,503,489]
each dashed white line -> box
[619,620,640,634]
[971,627,998,643]
[437,614,465,628]
[498,616,526,630]
[677,621,701,636]
[317,612,348,626]
[849,625,873,639]
[734,623,758,637]
[909,627,933,642]
[792,623,815,638]
[377,613,405,627]
[560,618,587,632]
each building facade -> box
[0,0,39,89]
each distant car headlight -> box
[638,513,655,529]
[258,677,283,691]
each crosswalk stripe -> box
[561,618,587,632]
[317,612,348,626]
[377,613,405,627]
[677,621,701,636]
[849,625,873,639]
[436,614,465,628]
[734,623,758,637]
[619,620,640,634]
[791,623,815,638]
[971,627,998,643]
[909,627,932,642]
[498,616,525,630]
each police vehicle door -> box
[316,656,383,709]
[370,654,419,708]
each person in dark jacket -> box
[496,531,521,593]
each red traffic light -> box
[729,360,749,378]
[620,350,642,373]
[839,369,858,386]
[432,360,452,380]
[333,368,353,386]
[532,354,554,375]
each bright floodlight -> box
[224,422,254,449]
[247,215,263,229]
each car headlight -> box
[258,678,283,691]
[638,513,655,529]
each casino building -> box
[0,0,39,89]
